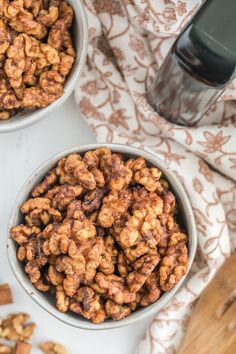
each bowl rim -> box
[0,0,88,134]
[7,143,197,330]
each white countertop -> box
[0,95,149,354]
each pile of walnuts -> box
[0,0,75,120]
[11,147,189,324]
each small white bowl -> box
[7,144,197,330]
[0,0,88,133]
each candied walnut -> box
[125,241,149,262]
[90,306,106,324]
[0,111,11,120]
[105,300,131,321]
[21,197,51,213]
[69,286,105,324]
[34,279,50,292]
[99,236,117,275]
[17,246,26,261]
[0,20,10,55]
[56,255,85,276]
[83,147,111,167]
[25,236,47,264]
[159,232,188,292]
[40,44,60,65]
[95,273,136,305]
[25,261,41,283]
[22,61,37,86]
[63,274,80,297]
[0,313,35,341]
[163,191,176,215]
[117,252,128,277]
[47,265,64,285]
[11,225,41,245]
[141,215,163,247]
[56,158,78,185]
[37,6,59,27]
[9,7,47,40]
[58,1,73,27]
[0,90,21,110]
[5,36,28,76]
[22,86,62,109]
[134,167,162,192]
[125,157,146,172]
[47,222,71,255]
[88,167,105,188]
[90,282,106,295]
[126,252,160,293]
[38,70,63,96]
[0,72,21,110]
[83,237,105,283]
[128,290,145,311]
[140,270,161,306]
[88,211,98,223]
[82,188,106,213]
[36,47,59,71]
[31,170,57,197]
[46,184,83,211]
[25,208,62,227]
[39,342,68,354]
[62,153,96,190]
[100,153,132,192]
[61,30,75,57]
[24,0,42,17]
[71,216,96,243]
[155,179,169,195]
[47,19,66,49]
[56,285,69,312]
[67,237,94,260]
[98,189,132,228]
[117,193,163,248]
[66,200,84,220]
[56,52,74,77]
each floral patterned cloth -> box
[74,1,236,353]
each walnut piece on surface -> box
[11,147,189,323]
[0,0,75,120]
[0,290,65,354]
[0,313,36,341]
[39,342,68,354]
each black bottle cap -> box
[174,0,236,87]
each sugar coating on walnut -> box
[0,0,75,119]
[11,147,189,323]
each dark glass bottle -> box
[147,0,236,126]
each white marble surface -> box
[0,95,149,354]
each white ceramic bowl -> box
[7,144,197,330]
[0,0,88,133]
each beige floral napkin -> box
[74,0,236,352]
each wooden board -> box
[178,253,236,354]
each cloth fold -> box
[74,1,236,352]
